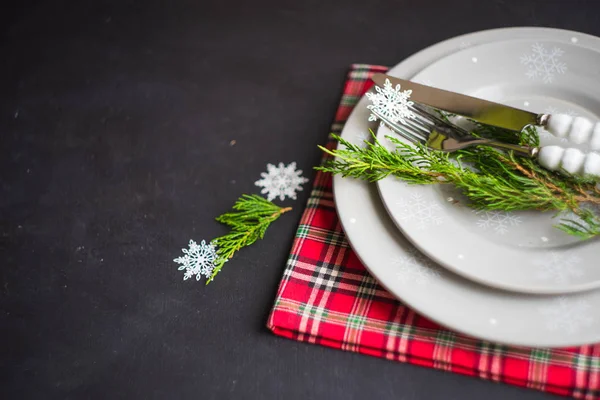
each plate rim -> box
[333,26,600,347]
[375,37,600,294]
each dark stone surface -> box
[2,1,599,398]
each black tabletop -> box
[3,1,600,399]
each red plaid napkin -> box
[267,64,600,399]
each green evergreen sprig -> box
[316,126,600,240]
[207,194,292,284]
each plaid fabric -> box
[267,64,600,399]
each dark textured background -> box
[2,1,600,399]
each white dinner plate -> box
[376,39,600,294]
[334,27,600,347]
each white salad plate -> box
[334,27,600,347]
[376,38,600,294]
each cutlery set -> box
[332,29,600,348]
[370,73,600,178]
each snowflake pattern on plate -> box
[255,162,309,201]
[520,43,567,83]
[395,193,444,230]
[366,78,416,126]
[539,296,593,334]
[533,251,583,284]
[391,248,442,285]
[473,210,522,235]
[173,239,218,281]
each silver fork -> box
[371,105,600,178]
[372,105,537,157]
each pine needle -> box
[207,194,292,284]
[316,127,600,240]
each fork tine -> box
[411,106,451,129]
[375,107,431,141]
[410,106,437,125]
[390,118,429,142]
[403,115,432,138]
[372,109,427,144]
[411,104,470,136]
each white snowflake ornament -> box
[473,210,522,235]
[173,239,218,281]
[255,162,309,201]
[539,296,593,334]
[533,251,583,284]
[395,193,444,230]
[520,43,567,84]
[366,78,416,125]
[392,248,442,285]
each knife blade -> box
[370,73,600,150]
[371,73,540,131]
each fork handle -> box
[537,145,600,178]
[481,140,600,178]
[478,139,534,157]
[544,114,600,150]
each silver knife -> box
[371,73,600,150]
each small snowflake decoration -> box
[366,78,416,125]
[392,248,442,285]
[173,239,219,281]
[473,210,522,235]
[254,162,309,201]
[533,251,583,284]
[395,193,444,230]
[539,296,593,334]
[520,43,567,84]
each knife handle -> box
[545,114,600,150]
[537,145,600,178]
